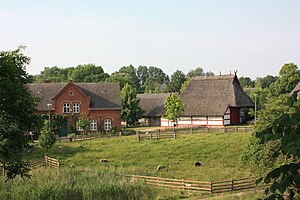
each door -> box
[59,119,68,137]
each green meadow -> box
[25,132,253,181]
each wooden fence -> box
[137,126,253,141]
[30,155,61,169]
[137,131,175,141]
[127,175,256,193]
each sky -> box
[1,0,300,79]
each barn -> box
[161,74,254,127]
[137,93,174,126]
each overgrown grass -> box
[0,168,157,200]
[25,132,253,181]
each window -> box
[90,119,97,131]
[76,126,83,132]
[104,119,112,130]
[73,102,80,113]
[63,103,70,113]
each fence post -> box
[190,127,193,134]
[150,133,152,140]
[210,182,213,193]
[206,127,209,133]
[173,131,176,139]
[137,131,140,142]
[158,130,160,139]
[235,127,238,133]
[231,179,234,191]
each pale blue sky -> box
[1,0,299,79]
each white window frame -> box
[90,119,97,131]
[73,102,80,113]
[104,119,112,131]
[63,103,70,113]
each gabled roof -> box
[137,93,174,117]
[26,82,121,111]
[290,82,300,97]
[180,74,254,116]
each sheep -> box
[70,164,75,168]
[156,165,165,172]
[195,162,201,167]
[100,158,108,163]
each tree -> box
[0,47,38,179]
[241,94,300,199]
[76,113,90,136]
[167,70,186,92]
[38,120,56,153]
[121,83,144,127]
[239,77,255,88]
[273,63,300,95]
[106,72,135,89]
[136,65,149,86]
[36,66,70,83]
[255,75,278,89]
[186,67,214,79]
[71,64,109,82]
[164,94,184,123]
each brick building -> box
[27,81,121,136]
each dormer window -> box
[63,103,70,113]
[73,102,80,113]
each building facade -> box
[161,74,254,127]
[27,81,121,136]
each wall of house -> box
[161,116,225,127]
[89,110,121,131]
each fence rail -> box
[127,174,256,193]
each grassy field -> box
[25,131,253,181]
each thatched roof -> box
[291,82,300,97]
[137,93,173,117]
[26,82,121,111]
[180,74,254,116]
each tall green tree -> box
[0,47,38,179]
[273,63,300,95]
[121,83,144,127]
[167,70,186,92]
[36,66,70,83]
[255,75,278,89]
[164,94,184,123]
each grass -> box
[0,169,156,200]
[25,131,253,181]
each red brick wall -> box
[89,110,121,131]
[45,82,122,132]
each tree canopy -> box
[0,47,38,179]
[167,70,186,92]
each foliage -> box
[245,94,300,199]
[70,64,109,82]
[0,46,38,180]
[35,64,109,83]
[273,63,300,95]
[164,94,184,122]
[121,83,144,127]
[186,67,214,79]
[239,76,255,88]
[167,70,186,92]
[255,75,277,89]
[38,120,56,153]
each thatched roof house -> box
[137,93,173,126]
[161,74,254,127]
